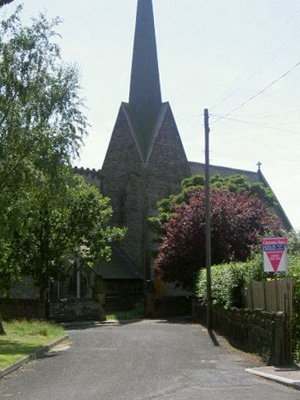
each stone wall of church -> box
[73,167,101,189]
[101,103,191,280]
[101,105,146,275]
[146,104,191,212]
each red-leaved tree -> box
[155,188,281,289]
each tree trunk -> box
[0,318,6,335]
[39,284,48,302]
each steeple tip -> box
[129,0,162,114]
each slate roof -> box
[94,244,143,280]
[189,162,259,183]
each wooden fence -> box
[242,278,293,316]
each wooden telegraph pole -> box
[204,109,212,330]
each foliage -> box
[197,254,265,308]
[0,172,125,298]
[286,230,300,255]
[196,233,300,308]
[4,319,65,337]
[0,8,125,301]
[155,188,280,289]
[149,174,276,237]
[105,303,144,321]
[0,320,65,369]
[287,249,300,362]
[0,8,87,195]
[196,240,300,362]
[0,6,87,240]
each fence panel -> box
[264,280,278,312]
[242,278,292,315]
[251,281,265,309]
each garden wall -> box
[0,299,45,320]
[49,299,105,322]
[154,296,192,318]
[0,299,105,322]
[192,299,291,366]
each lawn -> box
[0,320,65,370]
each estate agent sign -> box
[262,237,288,273]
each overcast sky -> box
[2,0,300,229]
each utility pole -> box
[204,109,212,331]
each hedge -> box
[196,251,300,362]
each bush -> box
[196,254,265,308]
[156,189,280,290]
[196,246,300,362]
[288,253,300,362]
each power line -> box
[210,6,300,111]
[211,60,300,125]
[211,33,300,112]
[229,106,300,119]
[210,113,300,135]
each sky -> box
[2,0,300,230]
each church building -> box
[72,0,292,298]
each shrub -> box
[156,189,280,290]
[196,249,300,362]
[196,254,265,308]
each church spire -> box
[129,0,162,137]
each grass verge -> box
[0,320,65,370]
[106,308,144,321]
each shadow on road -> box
[208,329,220,346]
[63,316,195,331]
[155,316,193,325]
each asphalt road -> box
[0,319,299,400]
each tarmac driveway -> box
[0,319,299,400]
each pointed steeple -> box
[128,0,162,163]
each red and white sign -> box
[262,237,288,273]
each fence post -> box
[283,278,293,365]
[250,283,254,310]
[262,280,267,310]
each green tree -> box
[1,172,125,300]
[0,7,88,292]
[0,8,87,194]
[149,173,276,239]
[0,8,124,332]
[156,188,280,289]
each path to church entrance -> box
[0,319,299,400]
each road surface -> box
[0,319,299,399]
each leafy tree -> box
[0,7,87,195]
[149,174,276,238]
[155,188,280,290]
[287,230,300,255]
[0,7,88,292]
[0,172,125,300]
[0,8,124,333]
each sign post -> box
[262,237,288,273]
